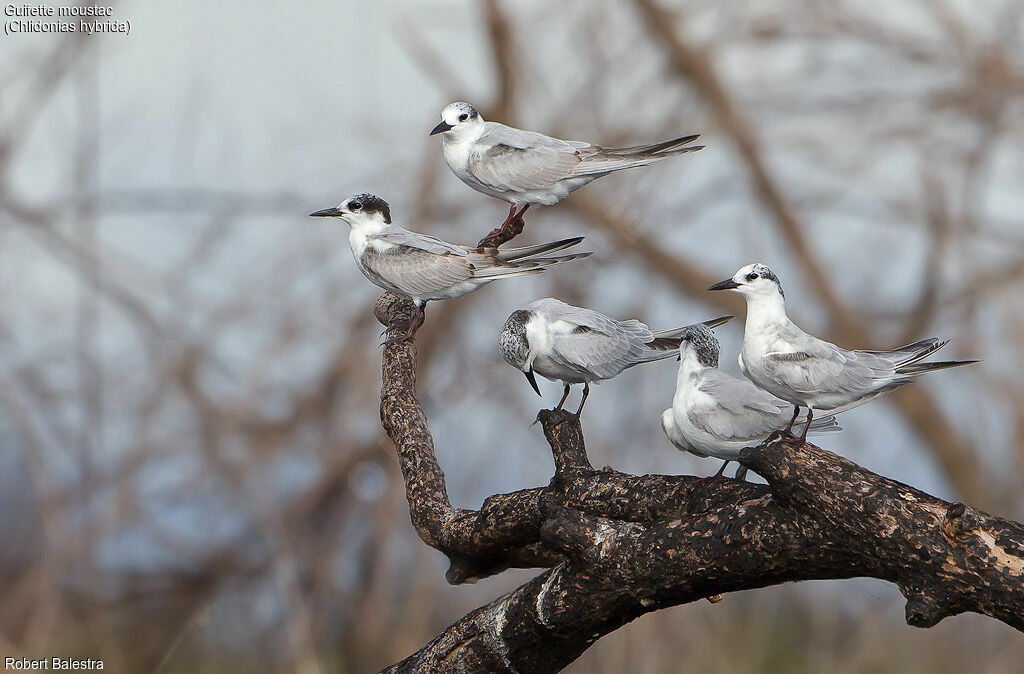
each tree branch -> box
[374,293,1023,673]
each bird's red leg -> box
[768,405,802,442]
[477,204,530,249]
[798,408,813,445]
[555,383,571,411]
[712,460,730,478]
[573,382,590,417]
[501,203,517,228]
[382,302,426,346]
[784,405,800,435]
[407,303,426,337]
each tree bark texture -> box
[373,293,1024,673]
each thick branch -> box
[374,293,1024,673]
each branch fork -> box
[373,294,1024,673]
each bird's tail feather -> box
[896,359,978,376]
[521,252,592,266]
[496,237,584,261]
[475,252,592,279]
[651,313,733,338]
[473,266,545,280]
[859,337,947,366]
[702,315,734,330]
[647,337,682,351]
[636,348,682,364]
[574,135,704,176]
[893,338,948,367]
[602,134,702,156]
[807,415,842,434]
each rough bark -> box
[374,293,1024,674]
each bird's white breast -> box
[348,229,370,259]
[740,317,809,406]
[669,371,716,457]
[442,133,523,203]
[661,408,698,455]
[441,135,474,173]
[674,370,750,459]
[349,230,394,267]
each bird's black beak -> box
[429,120,453,136]
[309,207,343,217]
[708,278,740,291]
[524,369,541,396]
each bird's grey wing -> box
[529,299,653,338]
[693,373,792,441]
[361,245,471,296]
[546,309,654,380]
[763,339,892,397]
[468,124,592,191]
[378,228,468,256]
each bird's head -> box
[429,102,483,139]
[709,263,785,302]
[499,309,541,396]
[677,323,720,368]
[309,193,392,229]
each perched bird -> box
[430,102,703,243]
[661,323,840,479]
[310,194,590,341]
[499,297,731,416]
[709,263,977,441]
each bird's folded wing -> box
[703,373,788,415]
[550,323,652,380]
[361,246,472,296]
[541,301,653,338]
[550,331,638,379]
[763,343,889,396]
[468,124,592,191]
[526,299,657,378]
[694,374,789,441]
[378,228,468,256]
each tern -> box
[709,263,977,441]
[499,297,730,415]
[661,322,840,479]
[430,102,703,244]
[310,194,590,342]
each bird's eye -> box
[746,272,759,281]
[350,202,362,211]
[458,113,468,122]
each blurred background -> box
[1,0,1023,671]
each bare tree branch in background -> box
[619,0,992,506]
[0,1,1021,671]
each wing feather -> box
[691,372,793,442]
[361,245,471,296]
[763,340,895,398]
[529,299,655,379]
[378,228,468,256]
[468,124,591,191]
